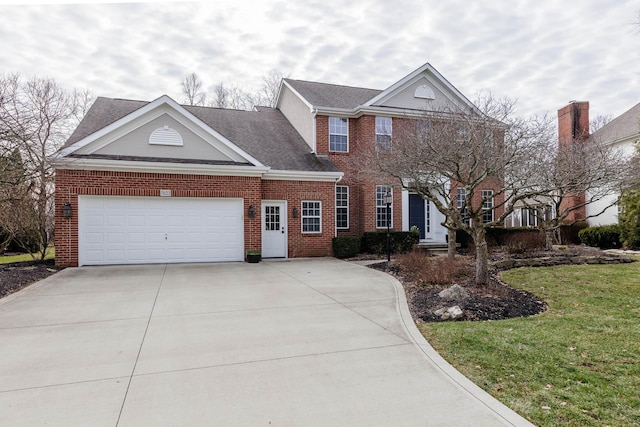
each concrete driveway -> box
[0,259,533,426]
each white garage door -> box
[78,196,244,266]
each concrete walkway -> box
[0,259,534,426]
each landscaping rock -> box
[438,284,469,300]
[435,306,465,321]
[447,306,465,320]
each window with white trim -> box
[482,190,494,224]
[457,188,470,225]
[456,188,466,209]
[521,206,551,227]
[336,186,349,229]
[302,201,322,233]
[376,185,393,228]
[375,117,392,151]
[329,117,348,152]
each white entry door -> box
[262,201,287,258]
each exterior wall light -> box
[62,203,73,219]
[248,205,256,219]
[292,207,299,218]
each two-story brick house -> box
[54,63,493,266]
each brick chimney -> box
[558,101,589,148]
[557,101,590,222]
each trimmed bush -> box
[396,251,472,285]
[559,221,589,245]
[456,227,545,250]
[485,227,543,247]
[578,225,622,249]
[619,189,640,250]
[361,231,418,255]
[332,236,361,259]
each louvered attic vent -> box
[149,125,183,146]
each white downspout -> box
[312,107,318,153]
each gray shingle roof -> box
[592,102,640,144]
[64,97,339,173]
[284,79,382,109]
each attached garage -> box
[78,196,244,266]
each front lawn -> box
[419,262,640,427]
[0,248,55,264]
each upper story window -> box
[329,117,348,152]
[375,117,392,151]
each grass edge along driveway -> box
[419,261,640,427]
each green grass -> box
[419,262,640,426]
[0,248,55,264]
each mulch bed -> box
[368,247,635,323]
[370,261,547,322]
[0,259,64,299]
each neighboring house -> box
[586,102,640,225]
[506,101,639,229]
[551,101,640,227]
[54,63,496,267]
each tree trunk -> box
[544,229,554,251]
[472,227,489,285]
[447,228,456,259]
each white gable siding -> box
[277,84,314,150]
[375,77,461,112]
[81,113,237,162]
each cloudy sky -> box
[2,0,638,120]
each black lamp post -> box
[383,189,392,262]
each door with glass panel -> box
[262,201,287,258]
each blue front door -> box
[409,194,425,239]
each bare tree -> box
[226,85,252,110]
[180,69,288,110]
[371,93,553,285]
[590,114,613,133]
[0,74,82,259]
[181,72,206,106]
[258,69,286,108]
[211,82,228,108]
[72,87,95,123]
[522,134,625,249]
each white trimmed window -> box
[521,206,552,227]
[457,188,471,225]
[482,190,494,224]
[521,207,538,227]
[456,188,466,209]
[329,117,348,152]
[302,201,322,233]
[376,185,393,228]
[336,186,349,229]
[375,117,392,151]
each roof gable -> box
[61,95,263,167]
[364,63,480,114]
[280,63,479,115]
[60,96,340,175]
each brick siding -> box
[54,169,336,267]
